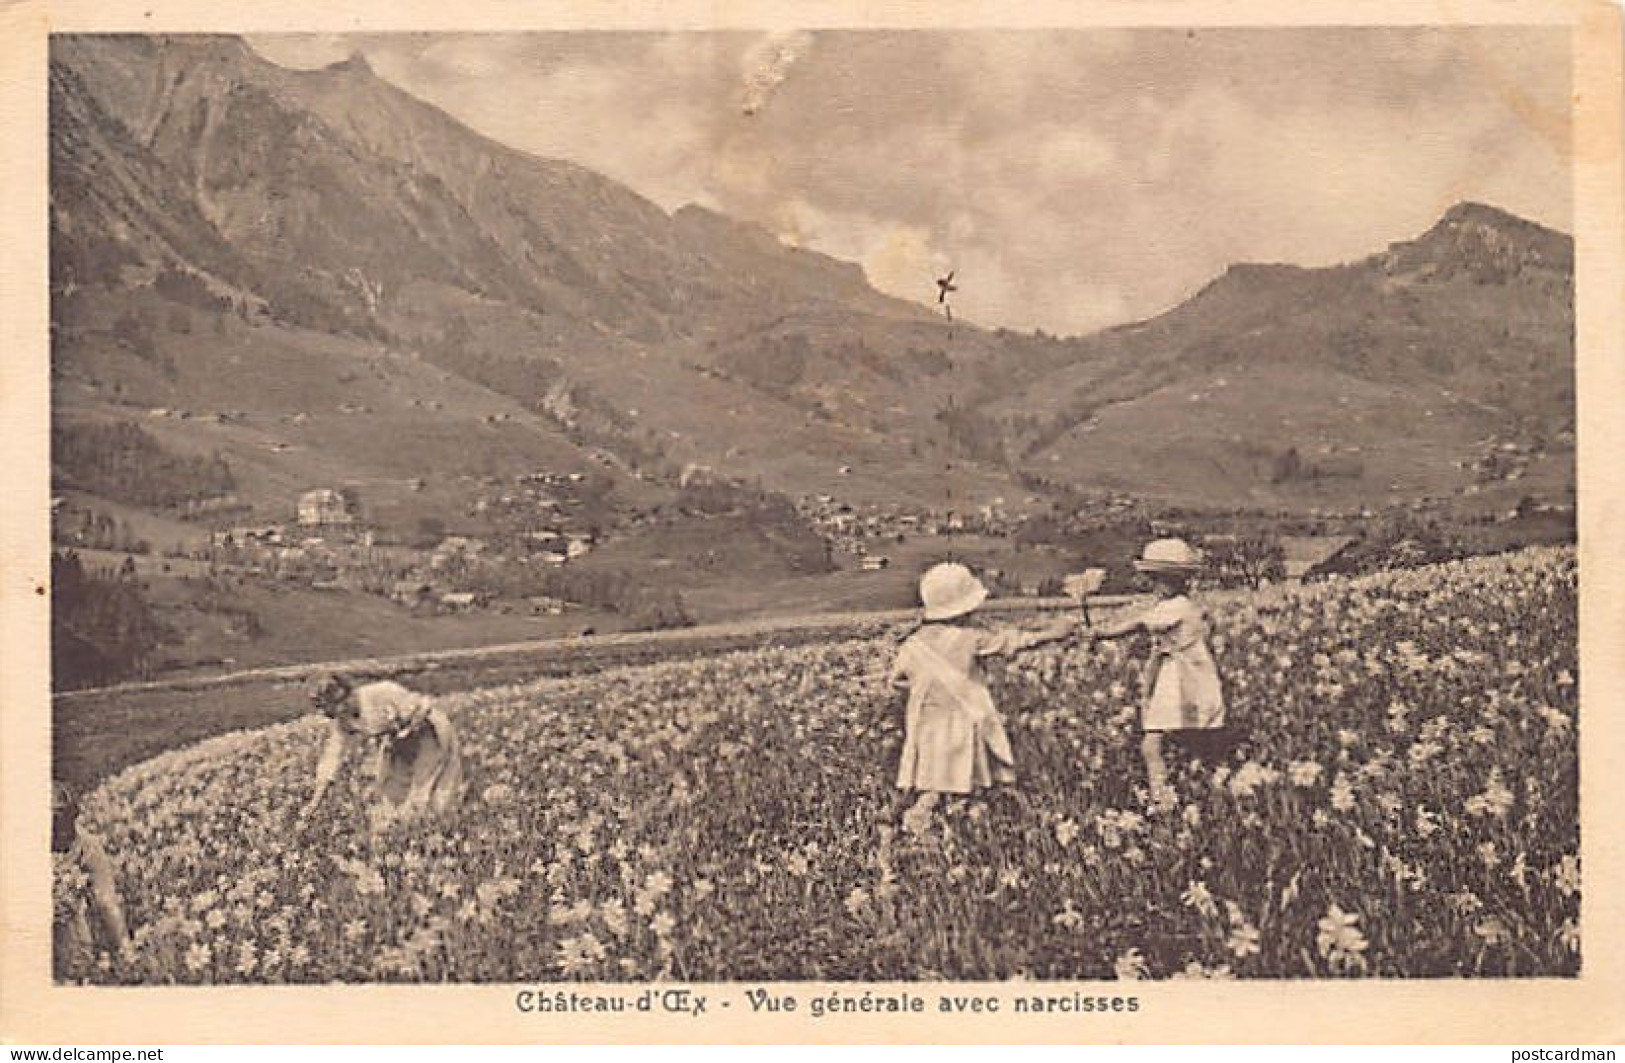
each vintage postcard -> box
[2,0,1623,1045]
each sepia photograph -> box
[5,0,1625,1045]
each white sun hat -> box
[1133,538,1203,572]
[919,562,990,621]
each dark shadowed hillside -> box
[977,201,1572,509]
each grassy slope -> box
[52,289,663,532]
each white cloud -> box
[246,34,354,69]
[245,28,1570,335]
[739,30,814,116]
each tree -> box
[51,549,168,690]
[1206,533,1286,589]
[1271,447,1304,484]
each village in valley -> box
[49,418,1573,690]
[206,478,595,616]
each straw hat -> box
[1133,538,1202,573]
[919,562,989,621]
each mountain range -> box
[49,33,1575,528]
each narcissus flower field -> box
[59,547,1579,983]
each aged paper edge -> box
[2,0,1622,1045]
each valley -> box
[47,34,1575,690]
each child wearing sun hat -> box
[887,562,1075,834]
[1086,538,1229,807]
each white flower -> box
[1227,761,1281,798]
[1181,880,1219,919]
[1559,918,1580,954]
[1330,774,1356,812]
[1052,902,1085,932]
[1552,854,1581,897]
[1288,760,1324,788]
[1227,923,1261,959]
[599,899,629,937]
[845,887,870,915]
[1113,948,1149,981]
[555,932,607,976]
[1446,890,1484,917]
[1474,916,1511,947]
[184,942,212,974]
[1465,767,1515,819]
[233,942,258,977]
[1316,904,1369,972]
[1407,740,1442,764]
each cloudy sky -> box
[248,28,1571,336]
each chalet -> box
[430,536,485,569]
[297,489,353,527]
[680,463,716,488]
[439,591,480,611]
[859,555,891,571]
[391,580,433,606]
[216,525,283,547]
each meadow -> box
[59,547,1579,983]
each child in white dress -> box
[1086,539,1228,806]
[889,563,1074,834]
